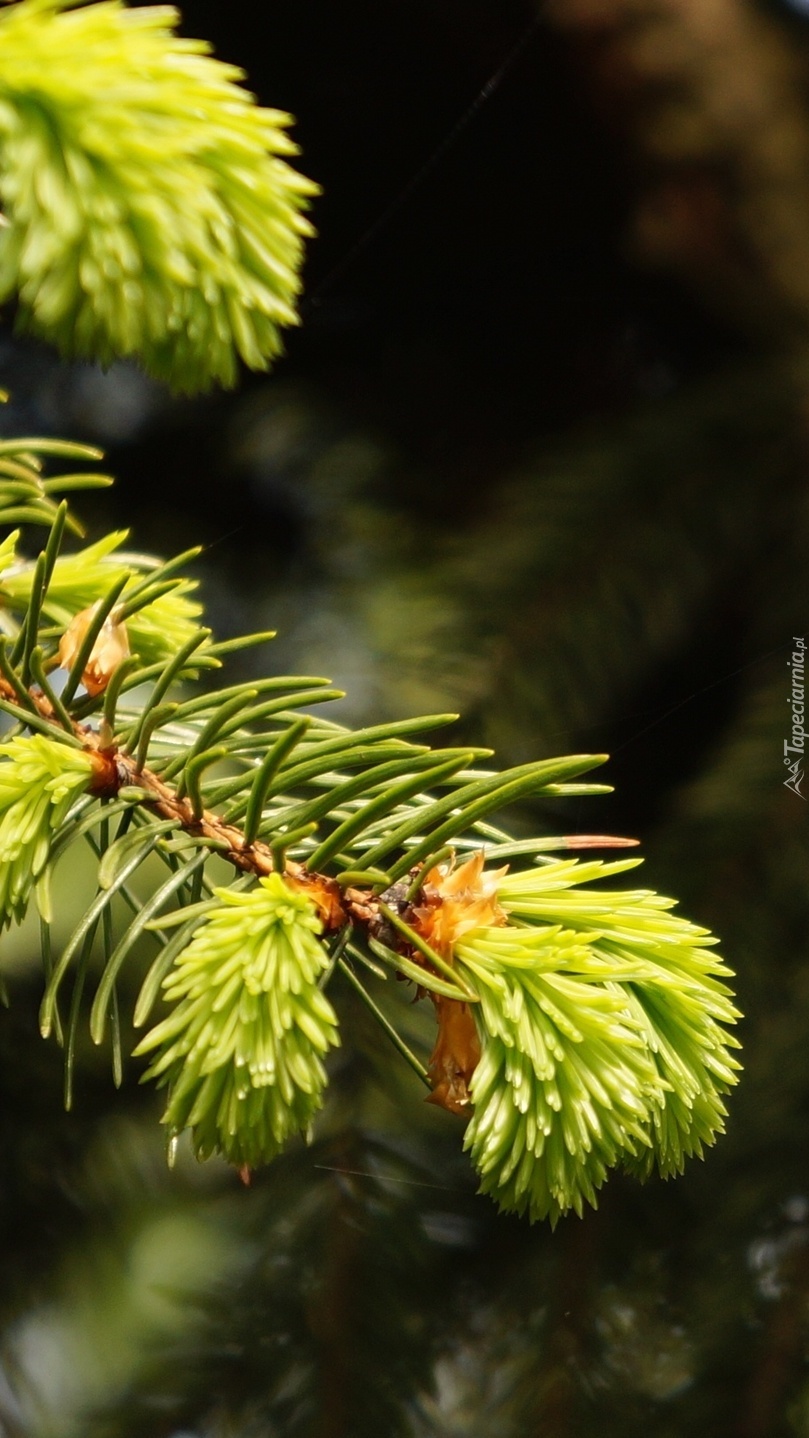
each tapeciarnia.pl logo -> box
[784,636,806,799]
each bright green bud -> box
[0,734,95,926]
[0,531,204,666]
[496,859,742,1182]
[0,0,317,392]
[135,874,340,1168]
[455,925,665,1225]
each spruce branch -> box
[0,540,741,1225]
[0,0,746,1234]
[0,440,742,1225]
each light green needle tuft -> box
[0,734,95,927]
[0,531,205,665]
[0,0,318,392]
[448,857,741,1223]
[135,873,340,1167]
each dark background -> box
[0,2,808,1434]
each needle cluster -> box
[0,0,317,390]
[451,859,741,1222]
[134,875,340,1166]
[0,733,95,926]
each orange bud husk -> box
[86,746,121,795]
[409,853,504,1113]
[427,997,481,1114]
[414,851,508,956]
[284,863,347,932]
[58,603,130,697]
